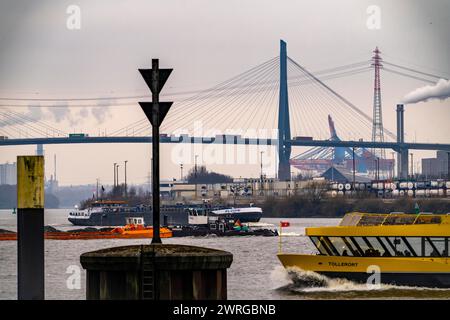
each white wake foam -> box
[272,266,449,293]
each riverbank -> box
[260,197,450,218]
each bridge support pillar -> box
[277,40,292,181]
[398,148,409,180]
[36,144,44,156]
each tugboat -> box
[278,212,450,288]
[171,205,277,237]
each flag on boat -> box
[280,221,290,227]
[233,219,242,231]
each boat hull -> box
[68,209,189,227]
[277,254,450,288]
[69,206,263,226]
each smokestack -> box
[396,104,409,179]
[396,104,404,143]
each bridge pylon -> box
[277,40,292,181]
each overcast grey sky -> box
[0,0,449,185]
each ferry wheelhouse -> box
[278,212,450,288]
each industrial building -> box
[170,178,312,200]
[320,166,372,184]
[0,162,17,185]
[422,151,449,179]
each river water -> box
[1,209,449,300]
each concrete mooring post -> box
[17,155,45,300]
[81,244,233,300]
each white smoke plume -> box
[91,99,114,124]
[401,78,450,104]
[48,103,111,125]
[91,107,111,123]
[49,105,70,122]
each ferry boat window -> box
[357,215,386,226]
[415,215,442,225]
[348,237,385,256]
[365,237,389,256]
[373,237,393,257]
[328,237,354,256]
[350,237,372,255]
[339,214,363,226]
[310,237,331,255]
[424,238,448,257]
[322,237,340,256]
[385,237,418,257]
[342,237,361,256]
[402,237,421,256]
[383,215,416,225]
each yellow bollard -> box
[17,155,45,300]
[17,156,44,209]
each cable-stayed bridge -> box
[1,40,449,180]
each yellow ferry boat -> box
[277,212,450,288]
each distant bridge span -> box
[1,136,449,152]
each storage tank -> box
[392,190,399,197]
[416,189,425,197]
[399,182,408,189]
[345,183,351,191]
[337,191,344,196]
[399,190,405,196]
[407,190,414,197]
[407,182,414,189]
[416,182,425,189]
[338,184,344,191]
[430,189,439,196]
